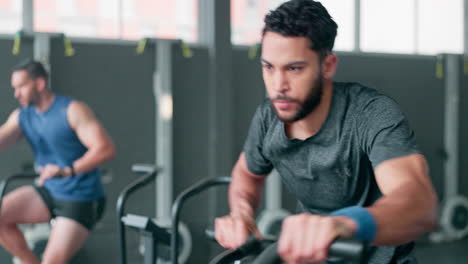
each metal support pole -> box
[33,33,50,65]
[199,0,233,258]
[22,0,33,33]
[443,54,460,198]
[265,170,282,210]
[154,40,174,222]
[353,0,361,52]
[198,0,233,179]
[33,33,52,89]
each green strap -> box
[12,31,22,55]
[136,38,148,55]
[63,34,75,56]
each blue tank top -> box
[19,95,104,201]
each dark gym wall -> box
[460,58,468,197]
[49,37,156,263]
[170,43,213,263]
[0,38,35,176]
[232,46,265,156]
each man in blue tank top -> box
[0,60,116,264]
[215,1,438,263]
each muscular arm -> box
[275,154,437,263]
[229,152,267,219]
[67,101,116,174]
[368,153,438,245]
[215,152,266,248]
[0,109,23,151]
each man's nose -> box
[273,72,289,93]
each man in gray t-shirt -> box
[215,1,438,264]
[244,83,422,263]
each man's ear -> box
[35,77,47,92]
[321,53,338,80]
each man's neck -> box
[285,81,334,140]
[34,91,55,113]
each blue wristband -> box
[330,206,376,242]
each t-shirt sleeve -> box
[357,96,420,168]
[242,103,274,176]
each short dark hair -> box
[262,0,338,58]
[12,59,49,81]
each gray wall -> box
[0,38,35,175]
[460,58,468,197]
[232,46,266,156]
[171,43,213,263]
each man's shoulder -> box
[334,82,380,99]
[335,82,407,134]
[334,82,397,112]
[54,94,75,105]
[18,104,34,119]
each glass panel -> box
[0,0,22,34]
[231,0,269,45]
[34,0,120,38]
[361,0,415,53]
[417,0,463,54]
[320,0,354,51]
[231,0,354,51]
[33,0,198,41]
[121,0,198,42]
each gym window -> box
[361,0,463,54]
[0,0,22,34]
[361,0,416,53]
[33,0,198,42]
[230,0,355,51]
[231,0,464,55]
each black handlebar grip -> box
[252,242,281,264]
[253,239,367,264]
[329,238,368,262]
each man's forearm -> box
[70,144,116,174]
[368,186,438,245]
[0,134,21,151]
[228,153,267,221]
[229,176,265,220]
[229,187,260,219]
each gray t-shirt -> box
[243,82,420,264]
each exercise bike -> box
[0,172,51,263]
[118,164,225,264]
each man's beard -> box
[271,76,324,123]
[25,84,40,107]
